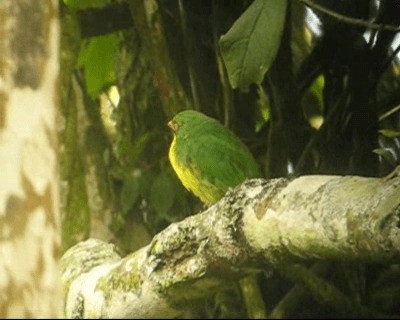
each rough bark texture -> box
[61,170,400,318]
[0,0,62,317]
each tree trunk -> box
[0,0,62,317]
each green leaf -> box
[150,172,176,217]
[379,129,400,138]
[219,0,287,91]
[78,34,119,98]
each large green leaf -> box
[78,34,118,98]
[219,0,287,91]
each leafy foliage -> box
[220,0,287,91]
[78,34,119,98]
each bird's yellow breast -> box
[168,136,221,204]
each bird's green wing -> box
[185,130,260,196]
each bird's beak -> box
[168,120,178,132]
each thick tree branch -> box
[61,170,400,318]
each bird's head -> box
[168,110,214,136]
[167,119,179,133]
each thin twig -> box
[178,0,200,110]
[212,0,232,127]
[379,104,400,121]
[299,0,400,32]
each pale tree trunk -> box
[0,0,62,317]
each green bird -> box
[168,110,261,204]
